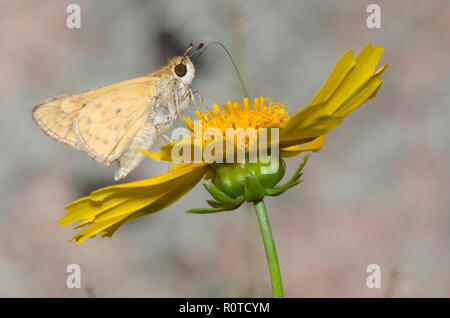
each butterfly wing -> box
[75,82,158,165]
[30,76,156,150]
[31,92,95,149]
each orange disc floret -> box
[183,97,290,139]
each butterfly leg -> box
[182,87,206,111]
[171,80,183,118]
[152,125,173,147]
[157,93,171,112]
[172,80,201,116]
[191,90,205,107]
[172,81,181,116]
[161,134,172,143]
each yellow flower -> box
[60,43,387,245]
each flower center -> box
[183,97,290,145]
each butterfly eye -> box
[174,64,187,77]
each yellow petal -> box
[280,135,325,158]
[102,170,203,238]
[309,49,356,106]
[60,163,208,244]
[334,64,387,117]
[279,104,343,147]
[87,161,204,202]
[137,137,205,163]
[280,43,387,148]
[138,146,174,162]
[70,215,128,245]
[72,171,205,245]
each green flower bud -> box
[211,158,286,199]
[187,156,308,214]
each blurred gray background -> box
[0,0,449,297]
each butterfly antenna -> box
[192,41,248,98]
[183,42,194,58]
[189,43,205,58]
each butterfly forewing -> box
[75,83,157,164]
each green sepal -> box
[265,180,302,196]
[264,155,309,197]
[187,199,244,214]
[186,207,228,214]
[203,182,244,208]
[206,200,224,208]
[244,175,265,202]
[289,155,308,183]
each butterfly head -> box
[168,43,204,86]
[169,56,195,86]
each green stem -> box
[253,199,284,298]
